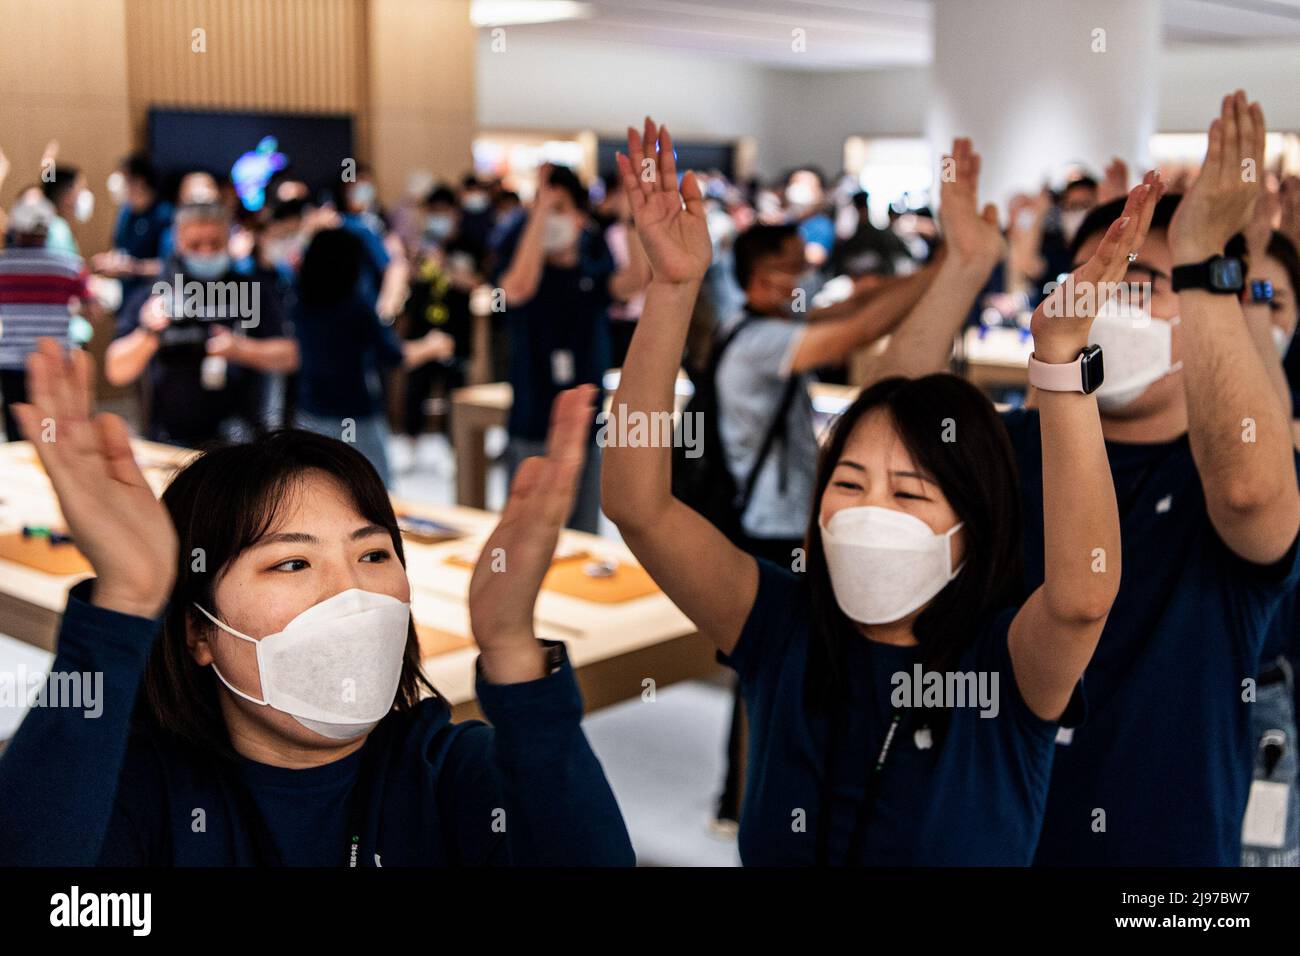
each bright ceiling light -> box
[470,1,593,27]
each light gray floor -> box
[0,423,742,866]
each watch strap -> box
[1028,351,1085,392]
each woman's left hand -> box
[468,385,596,683]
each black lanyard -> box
[816,701,912,866]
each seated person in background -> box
[0,342,633,866]
[106,203,298,447]
[604,118,1161,865]
[0,194,91,440]
[291,227,452,487]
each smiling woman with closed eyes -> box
[602,118,1161,865]
[0,340,633,866]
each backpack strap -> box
[711,315,802,519]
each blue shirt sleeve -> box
[0,581,161,866]
[718,557,805,686]
[434,641,635,866]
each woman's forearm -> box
[601,280,698,528]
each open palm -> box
[939,137,1003,270]
[618,117,712,283]
[13,339,178,617]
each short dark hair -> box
[143,429,442,759]
[733,223,800,289]
[1068,192,1182,261]
[298,227,364,307]
[41,165,81,206]
[424,186,458,208]
[268,197,307,222]
[546,165,588,212]
[122,153,159,191]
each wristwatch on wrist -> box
[1028,345,1104,394]
[1171,255,1244,294]
[1248,278,1274,305]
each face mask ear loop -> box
[944,521,967,580]
[192,602,269,707]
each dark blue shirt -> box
[113,201,173,261]
[494,225,614,442]
[341,213,391,307]
[722,559,1076,866]
[0,582,635,867]
[1001,409,1300,865]
[292,294,403,419]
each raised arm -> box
[865,138,1005,383]
[497,168,560,307]
[0,340,178,864]
[1009,177,1162,720]
[785,256,943,373]
[600,117,758,655]
[1169,92,1300,564]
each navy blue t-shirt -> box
[292,293,403,419]
[722,559,1079,866]
[1001,408,1300,865]
[494,225,614,442]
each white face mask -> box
[194,588,411,740]
[1272,324,1295,359]
[1086,299,1182,412]
[74,189,95,223]
[543,214,579,253]
[820,506,964,625]
[1059,207,1087,242]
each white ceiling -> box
[480,0,1300,70]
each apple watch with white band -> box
[1027,344,1104,394]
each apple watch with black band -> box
[1171,255,1244,294]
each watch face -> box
[1210,257,1243,291]
[1079,344,1104,394]
[1251,279,1274,303]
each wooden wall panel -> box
[0,0,133,255]
[123,0,369,146]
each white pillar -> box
[927,0,1161,207]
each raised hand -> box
[12,339,178,618]
[1242,183,1279,260]
[1278,175,1300,254]
[938,137,1004,272]
[1169,91,1266,262]
[1098,157,1130,205]
[616,117,711,284]
[1031,172,1164,363]
[468,385,596,683]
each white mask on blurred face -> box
[543,214,579,253]
[74,189,95,223]
[1272,324,1295,359]
[1087,299,1182,412]
[1059,208,1087,242]
[820,506,964,625]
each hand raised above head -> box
[1169,91,1267,262]
[938,137,1003,272]
[616,117,712,284]
[1031,172,1165,362]
[12,339,178,618]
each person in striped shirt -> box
[0,194,90,440]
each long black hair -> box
[140,429,441,759]
[297,227,364,308]
[804,375,1024,728]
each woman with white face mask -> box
[604,119,1162,865]
[0,341,633,866]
